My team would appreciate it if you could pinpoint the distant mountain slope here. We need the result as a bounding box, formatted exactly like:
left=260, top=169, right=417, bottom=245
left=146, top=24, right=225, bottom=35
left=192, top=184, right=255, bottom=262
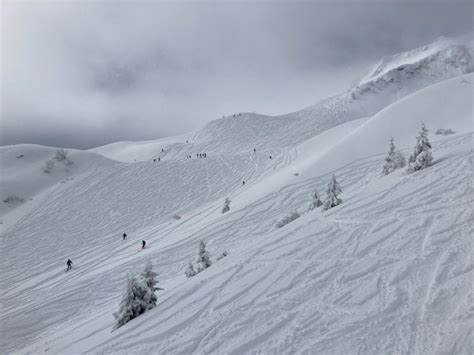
left=0, top=145, right=116, bottom=220
left=92, top=35, right=473, bottom=163
left=6, top=73, right=472, bottom=354
left=195, top=36, right=473, bottom=151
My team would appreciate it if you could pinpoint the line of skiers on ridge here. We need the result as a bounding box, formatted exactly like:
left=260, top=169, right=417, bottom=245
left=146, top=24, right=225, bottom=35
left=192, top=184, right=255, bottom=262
left=152, top=147, right=274, bottom=162
left=186, top=153, right=207, bottom=159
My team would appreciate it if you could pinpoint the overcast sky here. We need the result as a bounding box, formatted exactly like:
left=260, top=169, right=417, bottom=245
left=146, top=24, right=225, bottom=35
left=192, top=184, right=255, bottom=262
left=1, top=0, right=472, bottom=149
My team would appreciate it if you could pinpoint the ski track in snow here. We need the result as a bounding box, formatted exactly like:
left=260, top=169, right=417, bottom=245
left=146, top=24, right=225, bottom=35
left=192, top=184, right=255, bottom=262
left=1, top=130, right=472, bottom=354
left=1, top=60, right=473, bottom=353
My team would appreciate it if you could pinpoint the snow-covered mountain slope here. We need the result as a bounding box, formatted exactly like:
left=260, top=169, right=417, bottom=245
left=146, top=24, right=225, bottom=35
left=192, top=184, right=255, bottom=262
left=1, top=70, right=472, bottom=354
left=0, top=146, right=117, bottom=229
left=92, top=36, right=473, bottom=163
left=358, top=35, right=473, bottom=86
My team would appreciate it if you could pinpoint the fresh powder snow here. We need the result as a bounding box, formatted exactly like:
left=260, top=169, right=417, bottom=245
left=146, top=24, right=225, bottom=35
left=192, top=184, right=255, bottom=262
left=0, top=37, right=473, bottom=354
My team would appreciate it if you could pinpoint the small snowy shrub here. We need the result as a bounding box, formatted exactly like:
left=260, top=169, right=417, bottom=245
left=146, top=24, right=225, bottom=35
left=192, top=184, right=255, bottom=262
left=3, top=195, right=25, bottom=205
left=54, top=149, right=73, bottom=165
left=323, top=174, right=342, bottom=211
left=308, top=190, right=323, bottom=210
left=382, top=137, right=406, bottom=175
left=435, top=128, right=454, bottom=135
left=172, top=214, right=181, bottom=220
left=185, top=262, right=197, bottom=278
left=276, top=211, right=300, bottom=228
left=407, top=123, right=433, bottom=172
left=43, top=159, right=55, bottom=173
left=185, top=241, right=212, bottom=278
left=221, top=197, right=231, bottom=213
left=113, top=262, right=160, bottom=330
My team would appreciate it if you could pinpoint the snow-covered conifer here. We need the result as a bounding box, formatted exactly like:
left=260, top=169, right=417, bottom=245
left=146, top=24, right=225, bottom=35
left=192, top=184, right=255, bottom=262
left=221, top=197, right=231, bottom=213
left=382, top=137, right=406, bottom=175
left=185, top=262, right=196, bottom=278
left=185, top=241, right=212, bottom=278
left=113, top=263, right=160, bottom=330
left=407, top=123, right=433, bottom=172
left=308, top=190, right=322, bottom=210
left=140, top=262, right=159, bottom=303
left=195, top=241, right=212, bottom=272
left=323, top=174, right=342, bottom=211
left=113, top=277, right=150, bottom=329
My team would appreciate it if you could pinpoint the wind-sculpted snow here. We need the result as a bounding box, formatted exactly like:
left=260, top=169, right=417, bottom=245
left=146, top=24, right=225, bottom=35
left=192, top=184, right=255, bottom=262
left=1, top=50, right=473, bottom=354
left=93, top=36, right=473, bottom=163
left=4, top=131, right=471, bottom=354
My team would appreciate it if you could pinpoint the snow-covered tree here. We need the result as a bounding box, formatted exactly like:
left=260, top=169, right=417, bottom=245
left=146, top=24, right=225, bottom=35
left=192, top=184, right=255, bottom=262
left=323, top=174, right=342, bottom=211
left=382, top=137, right=406, bottom=175
left=195, top=241, right=212, bottom=272
left=185, top=241, right=212, bottom=278
left=308, top=189, right=323, bottom=210
left=221, top=197, right=231, bottom=213
left=407, top=123, right=433, bottom=172
left=185, top=262, right=197, bottom=278
left=140, top=262, right=161, bottom=299
left=113, top=277, right=149, bottom=330
left=113, top=263, right=160, bottom=330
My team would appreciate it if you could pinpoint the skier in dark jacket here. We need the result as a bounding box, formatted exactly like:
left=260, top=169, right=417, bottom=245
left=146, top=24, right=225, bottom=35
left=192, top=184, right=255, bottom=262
left=123, top=233, right=127, bottom=240
left=142, top=240, right=146, bottom=249
left=66, top=259, right=73, bottom=271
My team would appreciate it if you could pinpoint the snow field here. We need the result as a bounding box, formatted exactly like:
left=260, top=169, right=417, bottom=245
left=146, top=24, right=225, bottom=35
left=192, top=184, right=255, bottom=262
left=0, top=43, right=473, bottom=354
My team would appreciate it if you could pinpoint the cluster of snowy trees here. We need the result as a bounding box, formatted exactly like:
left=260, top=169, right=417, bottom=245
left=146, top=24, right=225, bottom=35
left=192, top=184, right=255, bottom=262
left=184, top=241, right=228, bottom=278
left=435, top=128, right=454, bottom=135
left=382, top=123, right=433, bottom=175
left=114, top=242, right=227, bottom=330
left=42, top=149, right=73, bottom=174
left=277, top=174, right=343, bottom=229
left=113, top=262, right=162, bottom=330
left=308, top=174, right=343, bottom=213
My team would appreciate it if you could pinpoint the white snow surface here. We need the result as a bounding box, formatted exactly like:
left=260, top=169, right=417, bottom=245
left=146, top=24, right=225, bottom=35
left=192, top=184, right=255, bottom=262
left=1, top=43, right=473, bottom=355
left=92, top=36, right=473, bottom=164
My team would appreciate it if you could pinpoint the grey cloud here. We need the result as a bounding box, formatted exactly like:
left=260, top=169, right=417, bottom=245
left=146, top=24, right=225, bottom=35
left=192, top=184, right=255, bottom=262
left=1, top=0, right=472, bottom=149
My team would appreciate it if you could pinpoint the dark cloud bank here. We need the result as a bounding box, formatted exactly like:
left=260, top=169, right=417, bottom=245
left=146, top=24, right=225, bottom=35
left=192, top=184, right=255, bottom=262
left=1, top=0, right=472, bottom=149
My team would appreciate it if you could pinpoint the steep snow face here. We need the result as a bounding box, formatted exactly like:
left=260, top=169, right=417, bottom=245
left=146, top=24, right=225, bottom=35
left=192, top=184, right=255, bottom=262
left=93, top=36, right=473, bottom=163
left=1, top=71, right=472, bottom=354
left=358, top=35, right=473, bottom=86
